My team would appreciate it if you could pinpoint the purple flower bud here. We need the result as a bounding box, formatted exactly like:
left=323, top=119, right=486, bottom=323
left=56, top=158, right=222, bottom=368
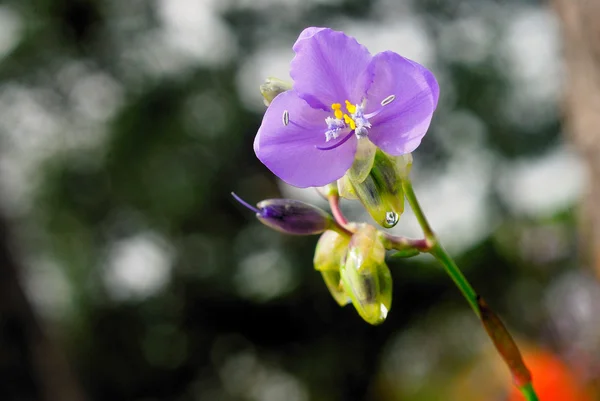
left=232, top=193, right=332, bottom=235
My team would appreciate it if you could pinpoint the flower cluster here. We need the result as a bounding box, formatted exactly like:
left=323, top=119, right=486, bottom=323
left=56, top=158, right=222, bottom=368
left=232, top=193, right=393, bottom=324
left=234, top=30, right=542, bottom=401
left=235, top=27, right=439, bottom=325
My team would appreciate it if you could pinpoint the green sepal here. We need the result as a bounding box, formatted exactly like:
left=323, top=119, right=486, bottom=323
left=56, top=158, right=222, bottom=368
left=347, top=137, right=376, bottom=184
left=337, top=174, right=358, bottom=200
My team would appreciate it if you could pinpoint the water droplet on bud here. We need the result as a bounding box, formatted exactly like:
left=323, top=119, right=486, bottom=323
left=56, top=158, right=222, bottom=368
left=384, top=212, right=399, bottom=227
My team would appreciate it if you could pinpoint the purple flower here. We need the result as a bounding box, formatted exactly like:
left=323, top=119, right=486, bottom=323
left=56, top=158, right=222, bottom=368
left=254, top=27, right=439, bottom=188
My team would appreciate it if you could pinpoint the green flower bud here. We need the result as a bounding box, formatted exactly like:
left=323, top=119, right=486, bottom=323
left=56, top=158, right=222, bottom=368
left=260, top=77, right=292, bottom=106
left=340, top=225, right=392, bottom=325
left=347, top=150, right=411, bottom=228
left=314, top=230, right=351, bottom=306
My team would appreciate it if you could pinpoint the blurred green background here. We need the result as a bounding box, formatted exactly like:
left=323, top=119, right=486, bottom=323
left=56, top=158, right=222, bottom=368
left=0, top=0, right=597, bottom=400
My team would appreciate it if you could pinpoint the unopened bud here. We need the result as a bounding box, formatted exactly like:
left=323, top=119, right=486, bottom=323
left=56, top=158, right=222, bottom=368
left=232, top=193, right=332, bottom=235
left=347, top=150, right=410, bottom=228
left=340, top=225, right=392, bottom=325
left=314, top=230, right=351, bottom=306
left=260, top=77, right=292, bottom=106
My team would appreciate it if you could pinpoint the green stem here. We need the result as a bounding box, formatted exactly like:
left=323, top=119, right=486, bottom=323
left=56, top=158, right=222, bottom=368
left=520, top=383, right=539, bottom=401
left=331, top=219, right=353, bottom=237
left=402, top=179, right=479, bottom=316
left=402, top=179, right=435, bottom=241
left=429, top=243, right=480, bottom=318
left=401, top=178, right=539, bottom=399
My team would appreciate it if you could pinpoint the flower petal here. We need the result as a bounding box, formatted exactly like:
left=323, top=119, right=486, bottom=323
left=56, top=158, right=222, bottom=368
left=366, top=51, right=439, bottom=155
left=291, top=28, right=373, bottom=111
left=254, top=91, right=357, bottom=188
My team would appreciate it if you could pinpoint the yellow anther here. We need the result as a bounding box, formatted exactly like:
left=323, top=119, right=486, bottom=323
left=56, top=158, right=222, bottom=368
left=342, top=114, right=357, bottom=130
left=331, top=103, right=341, bottom=110
left=334, top=109, right=343, bottom=119
left=345, top=100, right=356, bottom=114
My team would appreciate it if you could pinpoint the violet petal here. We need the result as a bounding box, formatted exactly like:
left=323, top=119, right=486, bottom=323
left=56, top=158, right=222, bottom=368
left=366, top=51, right=439, bottom=155
left=291, top=28, right=374, bottom=111
left=254, top=91, right=357, bottom=188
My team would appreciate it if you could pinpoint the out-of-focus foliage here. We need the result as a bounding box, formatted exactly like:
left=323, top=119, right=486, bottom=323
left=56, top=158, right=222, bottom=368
left=0, top=0, right=597, bottom=400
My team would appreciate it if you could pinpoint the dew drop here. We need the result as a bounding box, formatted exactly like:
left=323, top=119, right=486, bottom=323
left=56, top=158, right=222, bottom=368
left=384, top=211, right=399, bottom=227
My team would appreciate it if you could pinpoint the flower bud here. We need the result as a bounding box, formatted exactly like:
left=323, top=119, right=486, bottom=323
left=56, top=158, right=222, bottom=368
left=256, top=199, right=334, bottom=235
left=260, top=77, right=292, bottom=106
left=231, top=193, right=333, bottom=235
left=347, top=150, right=410, bottom=228
left=314, top=230, right=351, bottom=306
left=340, top=225, right=392, bottom=325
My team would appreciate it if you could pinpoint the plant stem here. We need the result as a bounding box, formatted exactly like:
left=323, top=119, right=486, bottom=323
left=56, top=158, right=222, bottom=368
left=328, top=193, right=348, bottom=226
left=401, top=179, right=435, bottom=241
left=401, top=179, right=479, bottom=315
left=331, top=219, right=353, bottom=237
left=429, top=242, right=480, bottom=317
left=520, top=383, right=539, bottom=401
left=381, top=234, right=431, bottom=253
left=401, top=178, right=539, bottom=399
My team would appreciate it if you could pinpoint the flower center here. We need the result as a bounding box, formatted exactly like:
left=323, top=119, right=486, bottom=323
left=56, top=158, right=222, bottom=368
left=324, top=100, right=371, bottom=142
left=281, top=94, right=397, bottom=152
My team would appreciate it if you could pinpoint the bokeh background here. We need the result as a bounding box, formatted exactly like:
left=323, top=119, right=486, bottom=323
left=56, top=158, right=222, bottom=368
left=1, top=0, right=599, bottom=400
